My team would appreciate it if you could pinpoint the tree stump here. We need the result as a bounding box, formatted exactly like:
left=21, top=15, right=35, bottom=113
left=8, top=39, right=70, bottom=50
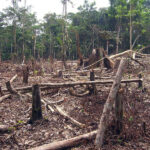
left=89, top=70, right=97, bottom=95
left=23, top=65, right=29, bottom=84
left=0, top=86, right=4, bottom=96
left=138, top=74, right=142, bottom=88
left=30, top=84, right=43, bottom=123
left=115, top=88, right=124, bottom=134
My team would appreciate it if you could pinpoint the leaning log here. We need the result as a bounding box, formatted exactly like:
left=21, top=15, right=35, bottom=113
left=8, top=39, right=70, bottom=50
left=95, top=58, right=126, bottom=148
left=28, top=130, right=97, bottom=150
left=110, top=50, right=133, bottom=59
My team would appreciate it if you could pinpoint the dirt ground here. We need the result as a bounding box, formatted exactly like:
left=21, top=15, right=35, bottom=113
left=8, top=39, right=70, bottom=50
left=0, top=57, right=150, bottom=150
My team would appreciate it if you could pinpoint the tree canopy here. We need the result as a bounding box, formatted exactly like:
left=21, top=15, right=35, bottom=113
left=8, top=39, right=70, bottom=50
left=0, top=0, right=150, bottom=61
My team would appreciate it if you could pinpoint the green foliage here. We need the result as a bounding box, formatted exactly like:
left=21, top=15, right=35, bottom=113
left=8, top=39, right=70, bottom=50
left=0, top=0, right=150, bottom=61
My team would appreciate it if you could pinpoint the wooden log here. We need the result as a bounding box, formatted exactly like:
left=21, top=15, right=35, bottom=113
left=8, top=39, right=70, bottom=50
left=40, top=79, right=142, bottom=88
left=0, top=94, right=11, bottom=103
left=2, top=78, right=143, bottom=94
left=115, top=88, right=124, bottom=134
left=28, top=130, right=97, bottom=150
left=95, top=58, right=126, bottom=148
left=110, top=50, right=133, bottom=59
left=29, top=84, right=43, bottom=123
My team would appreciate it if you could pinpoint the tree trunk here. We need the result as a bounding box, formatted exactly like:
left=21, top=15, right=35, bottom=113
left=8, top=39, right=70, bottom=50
left=130, top=1, right=132, bottom=50
left=30, top=84, right=43, bottom=123
left=116, top=25, right=120, bottom=54
left=23, top=65, right=29, bottom=84
left=115, top=88, right=124, bottom=134
left=13, top=20, right=17, bottom=54
left=75, top=32, right=83, bottom=66
left=95, top=58, right=126, bottom=148
left=106, top=40, right=109, bottom=55
left=33, top=31, right=36, bottom=58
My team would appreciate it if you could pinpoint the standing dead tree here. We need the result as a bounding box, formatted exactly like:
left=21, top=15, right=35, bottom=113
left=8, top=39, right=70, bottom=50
left=95, top=58, right=126, bottom=148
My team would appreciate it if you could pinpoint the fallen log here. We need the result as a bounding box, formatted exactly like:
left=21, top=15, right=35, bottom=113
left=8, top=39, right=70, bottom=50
left=28, top=130, right=97, bottom=150
left=2, top=78, right=143, bottom=94
left=40, top=79, right=142, bottom=88
left=110, top=50, right=133, bottom=59
left=95, top=58, right=126, bottom=148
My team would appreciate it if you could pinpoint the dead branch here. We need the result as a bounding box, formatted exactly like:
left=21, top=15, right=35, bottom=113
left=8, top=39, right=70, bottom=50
left=138, top=45, right=150, bottom=52
left=28, top=130, right=97, bottom=150
left=129, top=56, right=145, bottom=68
left=83, top=57, right=105, bottom=70
left=0, top=94, right=11, bottom=103
left=95, top=58, right=126, bottom=148
left=10, top=74, right=18, bottom=83
left=69, top=87, right=90, bottom=97
left=54, top=105, right=85, bottom=128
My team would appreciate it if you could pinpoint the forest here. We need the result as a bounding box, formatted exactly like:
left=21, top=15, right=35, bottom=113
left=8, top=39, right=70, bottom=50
left=0, top=0, right=150, bottom=150
left=0, top=0, right=150, bottom=61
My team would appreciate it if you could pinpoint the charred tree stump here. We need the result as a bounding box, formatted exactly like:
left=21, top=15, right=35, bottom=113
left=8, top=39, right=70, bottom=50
left=23, top=65, right=29, bottom=84
left=95, top=58, right=126, bottom=148
left=6, top=81, right=18, bottom=95
left=30, top=84, right=43, bottom=123
left=0, top=86, right=4, bottom=96
left=138, top=74, right=142, bottom=88
left=89, top=70, right=97, bottom=95
left=115, top=88, right=124, bottom=134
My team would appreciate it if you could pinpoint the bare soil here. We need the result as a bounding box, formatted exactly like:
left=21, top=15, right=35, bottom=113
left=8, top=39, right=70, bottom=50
left=0, top=58, right=150, bottom=150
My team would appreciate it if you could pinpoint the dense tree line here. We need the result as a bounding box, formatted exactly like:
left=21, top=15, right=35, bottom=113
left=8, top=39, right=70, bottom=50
left=0, top=0, right=150, bottom=62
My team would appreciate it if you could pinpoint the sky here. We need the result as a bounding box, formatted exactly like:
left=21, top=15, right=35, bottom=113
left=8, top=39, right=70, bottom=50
left=0, top=0, right=110, bottom=20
